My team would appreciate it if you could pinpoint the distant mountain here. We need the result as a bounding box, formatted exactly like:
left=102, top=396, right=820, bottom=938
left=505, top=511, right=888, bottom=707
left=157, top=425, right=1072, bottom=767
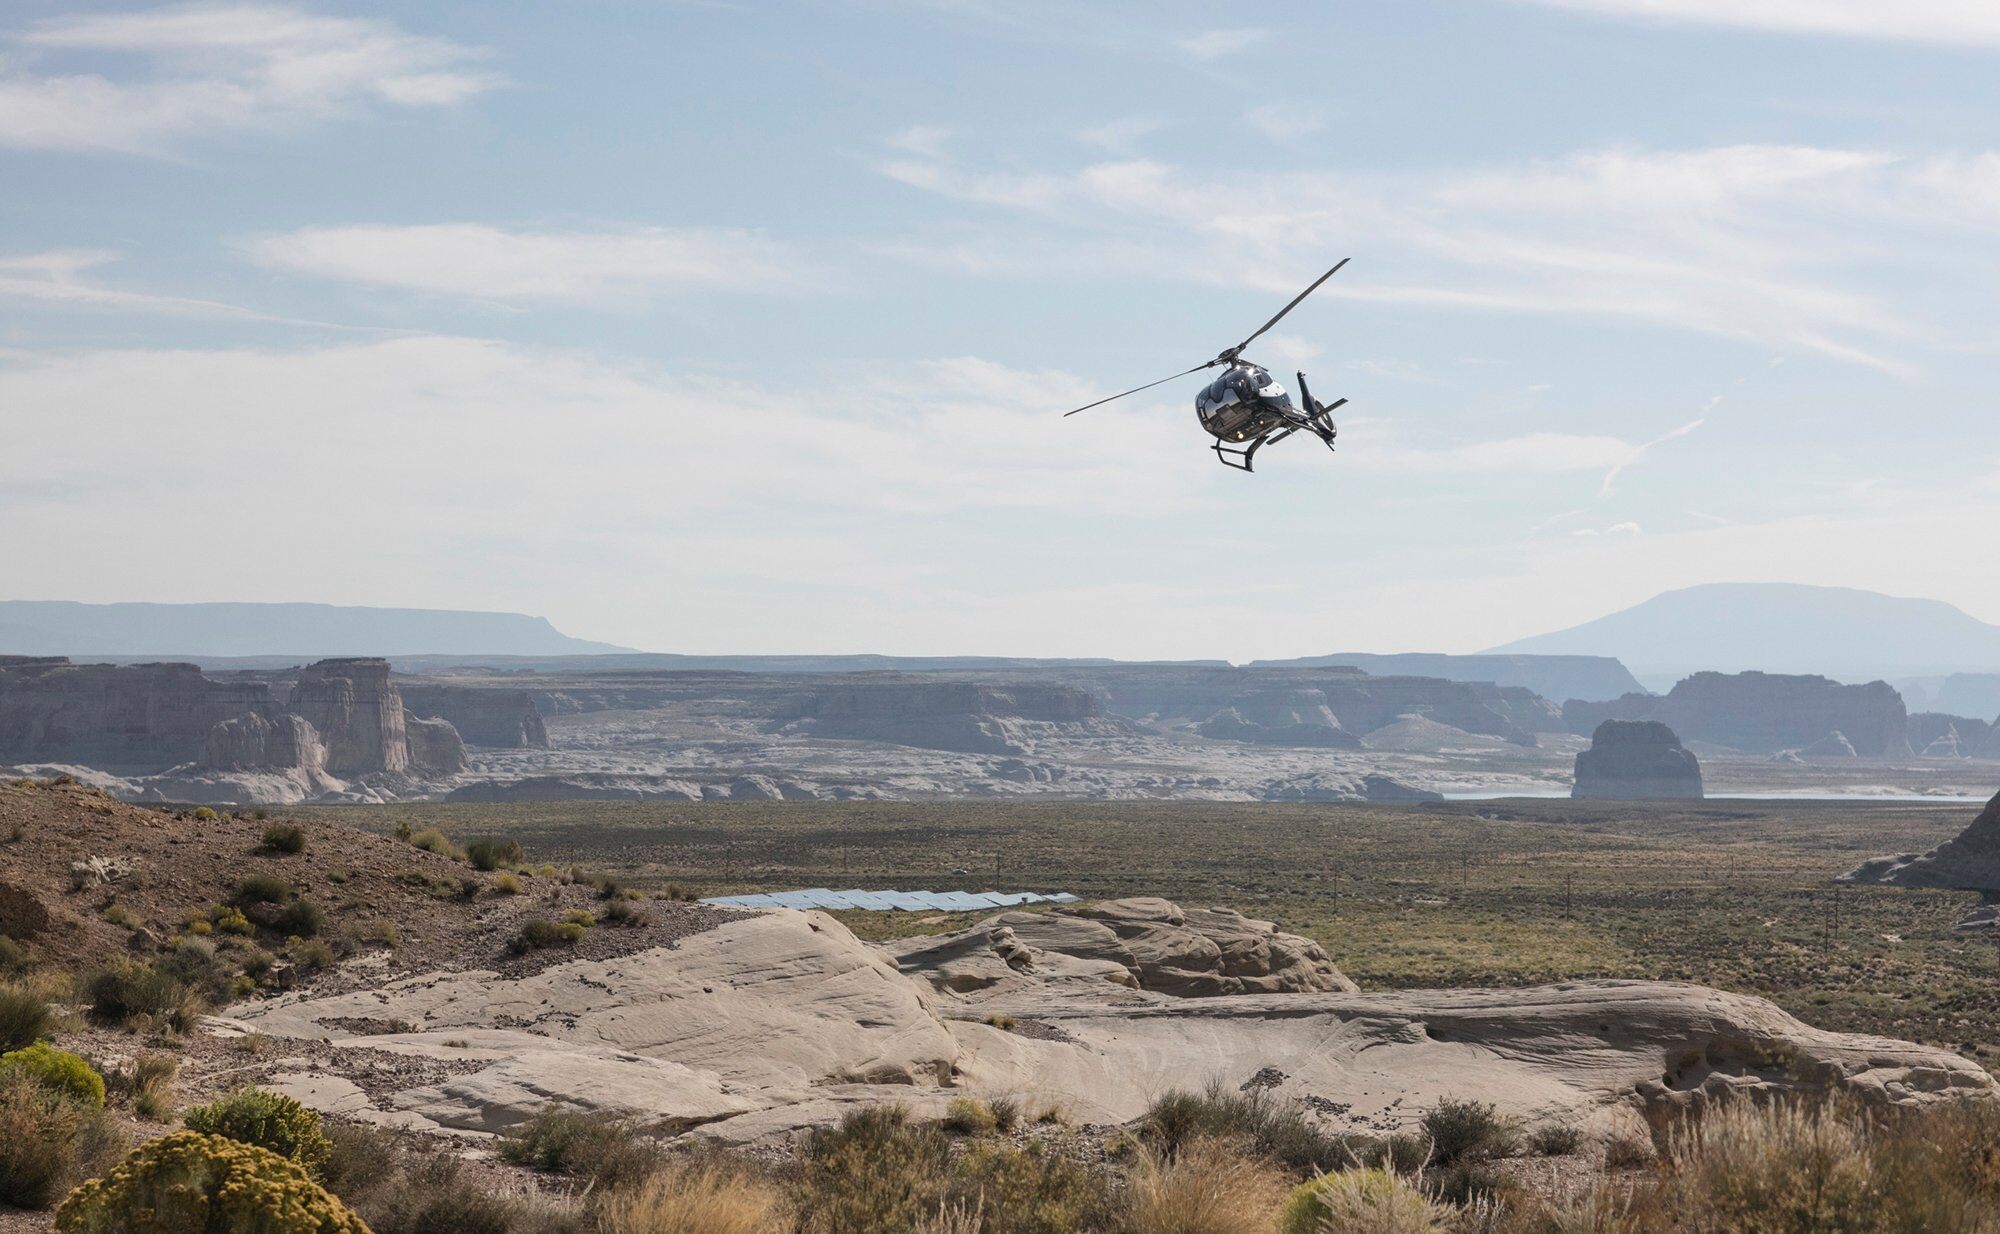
left=1487, top=583, right=2000, bottom=687
left=1246, top=652, right=1642, bottom=703
left=0, top=601, right=632, bottom=659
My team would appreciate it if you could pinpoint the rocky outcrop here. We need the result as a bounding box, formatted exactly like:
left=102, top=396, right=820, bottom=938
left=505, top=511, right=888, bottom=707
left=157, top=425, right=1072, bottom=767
left=200, top=712, right=326, bottom=775
left=784, top=679, right=1125, bottom=755
left=891, top=896, right=1358, bottom=998
left=1909, top=713, right=1993, bottom=760
left=1255, top=772, right=1443, bottom=803
left=224, top=903, right=1997, bottom=1147
left=1572, top=720, right=1703, bottom=800
left=398, top=685, right=549, bottom=749
left=1843, top=788, right=2000, bottom=892
left=1799, top=731, right=1859, bottom=759
left=1246, top=653, right=1645, bottom=704
left=289, top=658, right=410, bottom=775
left=404, top=713, right=468, bottom=777
left=1564, top=672, right=1911, bottom=757
left=1195, top=688, right=1362, bottom=748
left=1081, top=666, right=1546, bottom=744
left=0, top=657, right=277, bottom=771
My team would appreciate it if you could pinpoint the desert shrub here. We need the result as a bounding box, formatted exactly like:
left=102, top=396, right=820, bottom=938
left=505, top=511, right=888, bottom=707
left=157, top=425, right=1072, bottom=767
left=1144, top=1082, right=1346, bottom=1173
left=1124, top=1135, right=1285, bottom=1234
left=115, top=1050, right=180, bottom=1119
left=1529, top=1123, right=1583, bottom=1157
left=356, top=1150, right=511, bottom=1234
left=192, top=805, right=218, bottom=822
left=183, top=1086, right=333, bottom=1177
left=947, top=1141, right=1111, bottom=1234
left=599, top=1162, right=792, bottom=1234
left=85, top=958, right=208, bottom=1031
left=498, top=1105, right=662, bottom=1190
left=1, top=1042, right=106, bottom=1108
left=1421, top=1097, right=1515, bottom=1167
left=561, top=908, right=595, bottom=928
left=509, top=917, right=585, bottom=954
left=0, top=983, right=50, bottom=1050
left=319, top=1121, right=402, bottom=1198
left=261, top=824, right=307, bottom=854
left=989, top=1095, right=1022, bottom=1132
left=942, top=1096, right=998, bottom=1135
left=279, top=897, right=326, bottom=937
left=1428, top=1159, right=1509, bottom=1208
left=357, top=918, right=400, bottom=948
left=466, top=838, right=523, bottom=871
left=603, top=897, right=649, bottom=926
left=0, top=935, right=28, bottom=972
left=102, top=903, right=134, bottom=927
left=1280, top=1168, right=1446, bottom=1234
left=408, top=827, right=460, bottom=858
left=1664, top=1099, right=1878, bottom=1233
left=493, top=872, right=523, bottom=895
left=0, top=1071, right=124, bottom=1210
left=54, top=1129, right=366, bottom=1233
left=233, top=873, right=293, bottom=906
left=802, top=1103, right=952, bottom=1234
left=984, top=1014, right=1018, bottom=1031
left=290, top=938, right=338, bottom=973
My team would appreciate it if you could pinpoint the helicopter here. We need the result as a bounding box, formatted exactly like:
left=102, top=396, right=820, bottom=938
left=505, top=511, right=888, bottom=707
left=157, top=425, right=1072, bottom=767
left=1063, top=258, right=1351, bottom=472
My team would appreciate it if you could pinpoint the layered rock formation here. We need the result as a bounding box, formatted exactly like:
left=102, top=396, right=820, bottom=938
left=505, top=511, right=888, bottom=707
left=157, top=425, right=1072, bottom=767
left=223, top=900, right=1996, bottom=1147
left=1909, top=713, right=1994, bottom=760
left=399, top=685, right=549, bottom=749
left=1564, top=672, right=1911, bottom=757
left=1572, top=720, right=1703, bottom=800
left=0, top=656, right=277, bottom=771
left=1195, top=688, right=1363, bottom=748
left=290, top=658, right=411, bottom=775
left=783, top=679, right=1125, bottom=755
left=1843, top=788, right=2000, bottom=892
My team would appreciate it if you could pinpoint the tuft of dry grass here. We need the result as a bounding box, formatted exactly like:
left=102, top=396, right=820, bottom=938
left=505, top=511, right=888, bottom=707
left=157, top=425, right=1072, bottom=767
left=598, top=1163, right=792, bottom=1234
left=1123, top=1135, right=1286, bottom=1234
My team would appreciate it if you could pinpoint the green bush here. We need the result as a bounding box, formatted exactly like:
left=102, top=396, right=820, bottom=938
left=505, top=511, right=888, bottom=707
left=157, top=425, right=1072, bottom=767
left=408, top=827, right=459, bottom=858
left=54, top=1130, right=367, bottom=1234
left=278, top=898, right=325, bottom=938
left=1529, top=1122, right=1583, bottom=1156
left=942, top=1096, right=999, bottom=1135
left=497, top=1104, right=661, bottom=1191
left=233, top=873, right=292, bottom=906
left=465, top=838, right=523, bottom=871
left=1144, top=1082, right=1346, bottom=1173
left=949, top=1141, right=1111, bottom=1234
left=802, top=1104, right=952, bottom=1234
left=508, top=917, right=584, bottom=954
left=85, top=958, right=209, bottom=1031
left=1420, top=1097, right=1515, bottom=1167
left=1280, top=1168, right=1444, bottom=1234
left=192, top=806, right=218, bottom=822
left=2, top=1043, right=106, bottom=1109
left=183, top=1086, right=332, bottom=1178
left=261, top=824, right=307, bottom=854
left=0, top=983, right=50, bottom=1050
left=0, top=1071, right=124, bottom=1210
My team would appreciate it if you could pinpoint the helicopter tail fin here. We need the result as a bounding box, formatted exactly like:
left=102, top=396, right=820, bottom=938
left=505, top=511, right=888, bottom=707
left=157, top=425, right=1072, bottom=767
left=1296, top=371, right=1343, bottom=448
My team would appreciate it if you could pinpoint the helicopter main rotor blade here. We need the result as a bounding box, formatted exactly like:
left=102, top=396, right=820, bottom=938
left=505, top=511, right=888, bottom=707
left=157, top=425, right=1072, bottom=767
left=1224, top=257, right=1351, bottom=359
left=1061, top=361, right=1215, bottom=417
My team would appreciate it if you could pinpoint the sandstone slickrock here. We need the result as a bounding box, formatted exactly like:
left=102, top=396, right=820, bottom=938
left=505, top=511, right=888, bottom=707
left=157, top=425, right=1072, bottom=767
left=0, top=656, right=277, bottom=771
left=1572, top=720, right=1703, bottom=800
left=1843, top=788, right=2000, bottom=892
left=1564, top=672, right=1912, bottom=757
left=221, top=901, right=1997, bottom=1148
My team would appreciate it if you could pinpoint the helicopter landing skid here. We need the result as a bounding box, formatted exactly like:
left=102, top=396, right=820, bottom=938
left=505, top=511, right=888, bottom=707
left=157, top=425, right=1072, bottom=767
left=1212, top=427, right=1296, bottom=472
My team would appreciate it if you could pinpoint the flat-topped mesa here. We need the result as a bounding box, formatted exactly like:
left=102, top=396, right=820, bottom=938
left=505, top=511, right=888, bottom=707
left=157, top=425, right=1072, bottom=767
left=289, top=657, right=410, bottom=775
left=1573, top=720, right=1703, bottom=800
left=1564, top=671, right=1911, bottom=756
left=1844, top=788, right=2000, bottom=892
left=0, top=656, right=278, bottom=772
left=1085, top=666, right=1548, bottom=745
left=783, top=678, right=1119, bottom=755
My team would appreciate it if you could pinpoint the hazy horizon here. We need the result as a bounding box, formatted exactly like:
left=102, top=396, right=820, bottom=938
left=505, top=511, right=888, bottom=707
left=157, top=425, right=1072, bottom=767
left=7, top=1, right=1999, bottom=660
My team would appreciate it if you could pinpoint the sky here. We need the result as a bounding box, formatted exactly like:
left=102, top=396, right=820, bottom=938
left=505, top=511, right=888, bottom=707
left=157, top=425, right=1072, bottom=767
left=3, top=0, right=1999, bottom=660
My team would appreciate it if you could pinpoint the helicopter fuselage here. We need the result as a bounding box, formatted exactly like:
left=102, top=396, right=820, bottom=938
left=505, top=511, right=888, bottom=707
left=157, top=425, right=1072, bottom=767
left=1195, top=363, right=1296, bottom=444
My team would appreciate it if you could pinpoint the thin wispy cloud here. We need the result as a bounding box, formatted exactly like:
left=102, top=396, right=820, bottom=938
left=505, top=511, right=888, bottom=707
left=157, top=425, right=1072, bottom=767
left=1245, top=103, right=1324, bottom=142
left=872, top=141, right=1988, bottom=373
left=1174, top=28, right=1266, bottom=59
left=1598, top=417, right=1704, bottom=495
left=1514, top=0, right=2000, bottom=48
left=241, top=224, right=814, bottom=304
left=0, top=249, right=349, bottom=326
left=0, top=3, right=498, bottom=154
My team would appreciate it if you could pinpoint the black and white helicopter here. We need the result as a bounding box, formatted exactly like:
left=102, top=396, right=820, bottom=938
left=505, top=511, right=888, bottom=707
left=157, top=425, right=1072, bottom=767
left=1063, top=259, right=1350, bottom=472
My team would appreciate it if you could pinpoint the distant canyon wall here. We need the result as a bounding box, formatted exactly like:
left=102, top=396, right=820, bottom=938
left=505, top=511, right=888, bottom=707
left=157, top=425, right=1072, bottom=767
left=1563, top=671, right=1911, bottom=756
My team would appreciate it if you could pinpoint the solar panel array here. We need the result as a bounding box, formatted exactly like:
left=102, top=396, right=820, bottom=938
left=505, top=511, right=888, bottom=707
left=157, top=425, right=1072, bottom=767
left=699, top=888, right=1081, bottom=912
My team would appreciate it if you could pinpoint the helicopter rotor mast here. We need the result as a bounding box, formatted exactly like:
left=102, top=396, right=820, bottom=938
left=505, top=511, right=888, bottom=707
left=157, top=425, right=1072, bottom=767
left=1059, top=258, right=1351, bottom=417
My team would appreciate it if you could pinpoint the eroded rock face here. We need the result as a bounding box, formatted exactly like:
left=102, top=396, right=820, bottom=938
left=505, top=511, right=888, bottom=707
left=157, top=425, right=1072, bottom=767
left=1195, top=689, right=1362, bottom=749
left=290, top=658, right=409, bottom=775
left=398, top=685, right=549, bottom=749
left=1910, top=713, right=1992, bottom=761
left=1573, top=720, right=1703, bottom=800
left=200, top=712, right=326, bottom=774
left=1565, top=672, right=1911, bottom=757
left=1843, top=788, right=2000, bottom=892
left=0, top=657, right=277, bottom=771
left=784, top=680, right=1126, bottom=755
left=891, top=896, right=1359, bottom=998
left=404, top=713, right=468, bottom=777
